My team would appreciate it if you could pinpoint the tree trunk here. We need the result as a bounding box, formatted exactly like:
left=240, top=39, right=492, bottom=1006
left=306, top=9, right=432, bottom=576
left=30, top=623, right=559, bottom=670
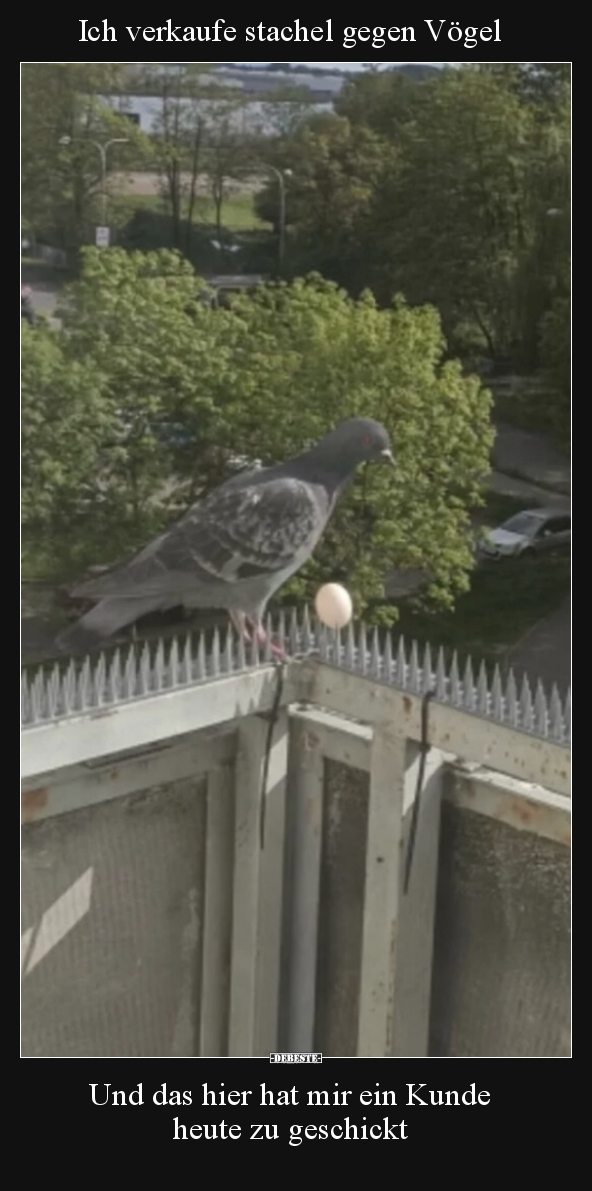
left=185, top=119, right=203, bottom=257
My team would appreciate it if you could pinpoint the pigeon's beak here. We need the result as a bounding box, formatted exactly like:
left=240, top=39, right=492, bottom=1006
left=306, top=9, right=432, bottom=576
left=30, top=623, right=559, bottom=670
left=378, top=448, right=395, bottom=466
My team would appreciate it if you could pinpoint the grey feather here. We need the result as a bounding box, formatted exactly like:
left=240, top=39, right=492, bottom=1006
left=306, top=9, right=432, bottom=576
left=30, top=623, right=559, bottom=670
left=55, top=417, right=393, bottom=654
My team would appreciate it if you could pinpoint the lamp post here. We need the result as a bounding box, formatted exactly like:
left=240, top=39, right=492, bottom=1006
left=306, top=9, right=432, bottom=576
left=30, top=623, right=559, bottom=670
left=59, top=135, right=129, bottom=237
left=263, top=165, right=292, bottom=266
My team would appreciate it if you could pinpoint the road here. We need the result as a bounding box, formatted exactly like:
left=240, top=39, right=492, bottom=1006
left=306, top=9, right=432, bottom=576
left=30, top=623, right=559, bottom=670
left=22, top=267, right=61, bottom=328
left=507, top=597, right=571, bottom=698
left=493, top=422, right=570, bottom=493
left=489, top=470, right=569, bottom=509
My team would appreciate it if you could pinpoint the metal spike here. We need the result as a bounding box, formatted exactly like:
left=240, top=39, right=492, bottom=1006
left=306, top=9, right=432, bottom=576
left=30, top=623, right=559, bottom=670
left=31, top=669, right=43, bottom=721
left=30, top=669, right=43, bottom=721
left=370, top=628, right=381, bottom=679
left=45, top=664, right=59, bottom=718
left=224, top=626, right=233, bottom=674
left=449, top=653, right=460, bottom=706
left=462, top=657, right=475, bottom=711
left=435, top=647, right=447, bottom=700
left=263, top=617, right=273, bottom=664
left=358, top=623, right=367, bottom=674
left=21, top=673, right=30, bottom=724
left=383, top=632, right=393, bottom=683
left=92, top=653, right=106, bottom=705
left=28, top=670, right=39, bottom=723
left=41, top=668, right=52, bottom=719
left=332, top=626, right=342, bottom=667
left=477, top=662, right=489, bottom=716
left=289, top=607, right=298, bottom=656
left=111, top=647, right=123, bottom=700
left=196, top=633, right=206, bottom=679
left=396, top=636, right=407, bottom=689
left=169, top=637, right=179, bottom=686
left=302, top=605, right=312, bottom=654
left=211, top=627, right=221, bottom=676
left=505, top=669, right=518, bottom=727
left=105, top=650, right=118, bottom=703
left=345, top=620, right=355, bottom=669
left=181, top=635, right=192, bottom=685
left=535, top=680, right=548, bottom=736
left=123, top=645, right=135, bottom=700
left=250, top=628, right=260, bottom=667
left=422, top=642, right=433, bottom=693
left=491, top=665, right=503, bottom=720
left=409, top=641, right=419, bottom=694
left=564, top=689, right=571, bottom=744
left=237, top=627, right=246, bottom=671
left=153, top=638, right=165, bottom=689
left=138, top=642, right=151, bottom=695
left=62, top=660, right=76, bottom=715
left=519, top=674, right=534, bottom=732
left=277, top=609, right=286, bottom=654
left=79, top=656, right=91, bottom=709
left=550, top=684, right=563, bottom=740
left=318, top=622, right=329, bottom=661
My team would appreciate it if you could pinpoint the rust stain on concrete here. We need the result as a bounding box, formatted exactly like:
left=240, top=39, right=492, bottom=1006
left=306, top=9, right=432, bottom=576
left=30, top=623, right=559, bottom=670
left=21, top=787, right=48, bottom=820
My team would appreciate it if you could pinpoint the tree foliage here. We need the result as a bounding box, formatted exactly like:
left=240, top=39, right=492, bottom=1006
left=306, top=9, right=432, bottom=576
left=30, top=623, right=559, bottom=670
left=21, top=63, right=143, bottom=251
left=254, top=114, right=390, bottom=287
left=278, top=65, right=570, bottom=382
left=539, top=293, right=570, bottom=446
left=21, top=322, right=115, bottom=569
left=22, top=250, right=493, bottom=618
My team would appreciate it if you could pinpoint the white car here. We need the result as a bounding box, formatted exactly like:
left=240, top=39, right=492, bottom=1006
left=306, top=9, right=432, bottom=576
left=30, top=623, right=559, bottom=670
left=480, top=508, right=571, bottom=560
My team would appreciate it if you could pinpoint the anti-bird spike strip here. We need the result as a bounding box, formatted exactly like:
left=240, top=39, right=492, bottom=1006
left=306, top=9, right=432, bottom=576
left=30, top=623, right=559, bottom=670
left=21, top=607, right=571, bottom=747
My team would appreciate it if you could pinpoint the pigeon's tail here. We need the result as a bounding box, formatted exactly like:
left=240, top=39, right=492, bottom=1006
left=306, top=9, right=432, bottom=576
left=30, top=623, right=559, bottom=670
left=55, top=597, right=157, bottom=656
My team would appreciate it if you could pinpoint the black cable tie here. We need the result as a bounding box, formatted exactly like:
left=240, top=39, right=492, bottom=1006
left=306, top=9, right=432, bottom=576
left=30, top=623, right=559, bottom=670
left=404, top=688, right=435, bottom=895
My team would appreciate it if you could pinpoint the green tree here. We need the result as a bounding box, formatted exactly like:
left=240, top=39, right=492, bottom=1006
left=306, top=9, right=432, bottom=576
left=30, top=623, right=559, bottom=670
left=254, top=115, right=390, bottom=286
left=61, top=248, right=236, bottom=523
left=22, top=249, right=235, bottom=572
left=142, top=64, right=236, bottom=254
left=219, top=276, right=494, bottom=619
left=361, top=67, right=570, bottom=370
left=361, top=69, right=537, bottom=356
left=22, top=252, right=493, bottom=617
left=287, top=65, right=569, bottom=385
left=539, top=293, right=570, bottom=446
left=21, top=323, right=114, bottom=571
left=336, top=67, right=432, bottom=139
left=21, top=63, right=141, bottom=251
left=257, top=82, right=316, bottom=139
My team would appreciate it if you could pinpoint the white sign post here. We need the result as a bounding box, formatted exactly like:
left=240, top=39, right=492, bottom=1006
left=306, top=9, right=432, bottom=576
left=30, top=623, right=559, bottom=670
left=95, top=226, right=110, bottom=248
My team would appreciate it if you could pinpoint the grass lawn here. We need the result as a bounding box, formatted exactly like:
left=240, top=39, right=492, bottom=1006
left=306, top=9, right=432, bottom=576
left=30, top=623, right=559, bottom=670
left=116, top=191, right=269, bottom=233
left=392, top=550, right=570, bottom=671
left=478, top=490, right=540, bottom=527
left=21, top=258, right=74, bottom=287
left=381, top=487, right=569, bottom=671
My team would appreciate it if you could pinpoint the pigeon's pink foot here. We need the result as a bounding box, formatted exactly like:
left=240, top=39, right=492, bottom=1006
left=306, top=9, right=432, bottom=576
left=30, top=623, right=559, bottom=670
left=229, top=613, right=290, bottom=662
left=270, top=641, right=291, bottom=662
left=249, top=619, right=291, bottom=662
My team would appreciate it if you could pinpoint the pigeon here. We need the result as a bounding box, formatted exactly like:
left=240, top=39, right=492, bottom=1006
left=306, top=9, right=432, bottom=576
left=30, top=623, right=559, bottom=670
left=55, top=417, right=394, bottom=657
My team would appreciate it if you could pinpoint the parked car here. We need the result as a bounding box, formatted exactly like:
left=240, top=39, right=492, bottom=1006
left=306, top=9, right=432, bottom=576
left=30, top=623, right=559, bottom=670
left=479, top=508, right=571, bottom=560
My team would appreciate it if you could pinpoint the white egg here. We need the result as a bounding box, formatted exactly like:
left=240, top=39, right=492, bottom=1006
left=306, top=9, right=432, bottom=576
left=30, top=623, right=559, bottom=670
left=314, top=583, right=353, bottom=629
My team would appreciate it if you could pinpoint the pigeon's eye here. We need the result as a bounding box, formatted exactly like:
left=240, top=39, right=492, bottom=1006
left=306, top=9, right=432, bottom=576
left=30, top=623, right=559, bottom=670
left=363, top=435, right=372, bottom=446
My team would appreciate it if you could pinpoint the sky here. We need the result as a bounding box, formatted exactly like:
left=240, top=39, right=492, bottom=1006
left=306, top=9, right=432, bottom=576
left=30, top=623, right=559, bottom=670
left=238, top=62, right=445, bottom=71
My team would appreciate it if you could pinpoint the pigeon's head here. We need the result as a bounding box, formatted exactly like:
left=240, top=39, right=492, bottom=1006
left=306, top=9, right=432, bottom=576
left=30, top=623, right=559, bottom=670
left=317, top=418, right=394, bottom=471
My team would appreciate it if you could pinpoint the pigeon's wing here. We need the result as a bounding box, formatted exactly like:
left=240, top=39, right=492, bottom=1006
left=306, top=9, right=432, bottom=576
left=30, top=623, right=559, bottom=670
left=72, top=477, right=328, bottom=601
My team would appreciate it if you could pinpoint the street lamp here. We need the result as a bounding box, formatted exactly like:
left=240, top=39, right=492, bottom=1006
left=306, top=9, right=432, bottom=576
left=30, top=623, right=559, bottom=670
left=262, top=165, right=292, bottom=266
left=59, top=134, right=129, bottom=233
